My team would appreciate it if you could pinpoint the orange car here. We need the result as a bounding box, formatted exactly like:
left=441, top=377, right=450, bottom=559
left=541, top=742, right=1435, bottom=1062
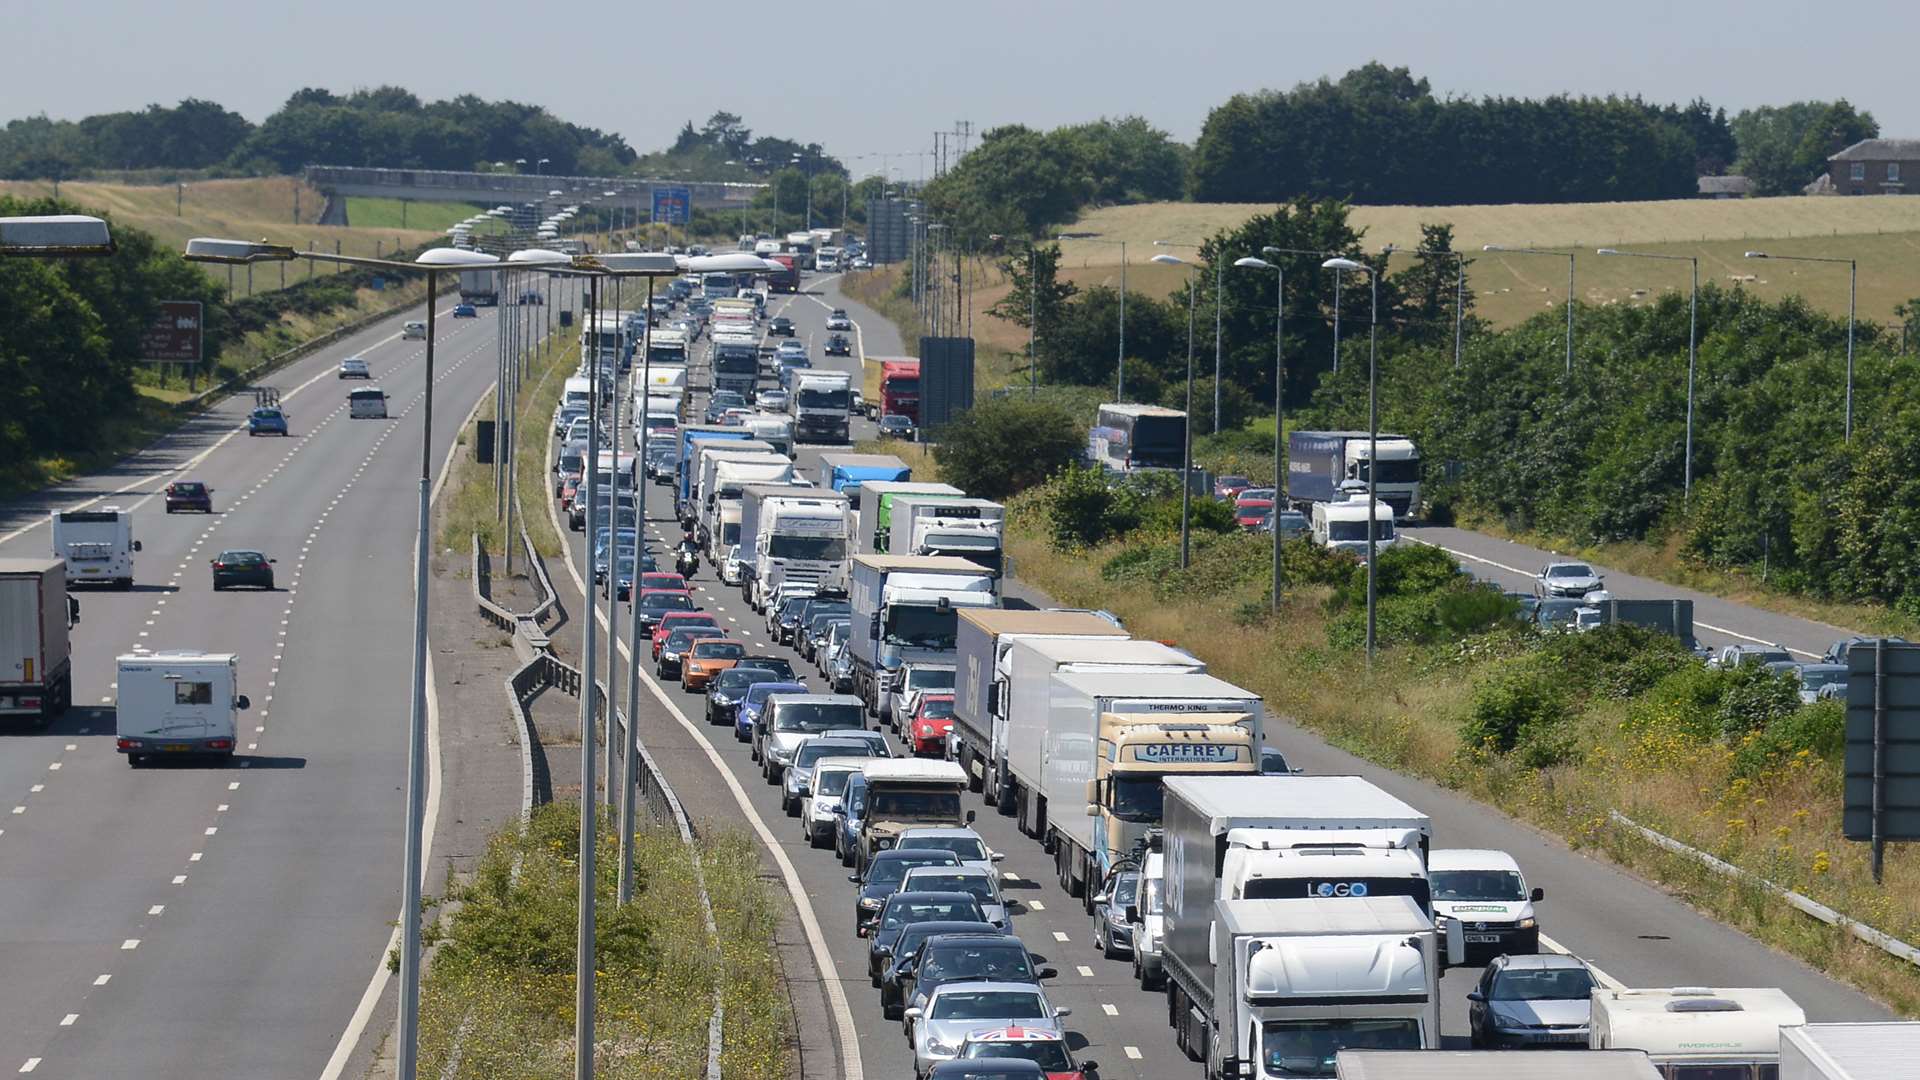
left=681, top=637, right=749, bottom=693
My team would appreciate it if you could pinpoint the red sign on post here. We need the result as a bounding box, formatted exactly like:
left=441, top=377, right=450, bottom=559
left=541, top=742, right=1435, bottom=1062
left=140, top=300, right=203, bottom=363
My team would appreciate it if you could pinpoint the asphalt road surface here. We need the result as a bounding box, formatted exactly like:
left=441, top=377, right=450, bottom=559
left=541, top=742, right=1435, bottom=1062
left=0, top=295, right=541, bottom=1079
left=552, top=270, right=1889, bottom=1080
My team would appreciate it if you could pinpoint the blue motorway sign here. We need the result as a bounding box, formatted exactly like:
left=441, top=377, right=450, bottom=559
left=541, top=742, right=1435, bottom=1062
left=652, top=186, right=691, bottom=226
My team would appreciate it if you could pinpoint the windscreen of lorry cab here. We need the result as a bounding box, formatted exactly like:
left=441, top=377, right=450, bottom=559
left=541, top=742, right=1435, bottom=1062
left=870, top=786, right=961, bottom=821
left=772, top=703, right=864, bottom=733
left=768, top=534, right=847, bottom=561
left=1357, top=458, right=1421, bottom=484
left=1326, top=519, right=1396, bottom=543
left=797, top=386, right=851, bottom=411
left=1262, top=1019, right=1422, bottom=1078
left=884, top=605, right=960, bottom=650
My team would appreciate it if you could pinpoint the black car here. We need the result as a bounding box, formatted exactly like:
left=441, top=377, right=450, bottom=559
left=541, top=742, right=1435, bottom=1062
left=867, top=892, right=991, bottom=983
left=704, top=390, right=748, bottom=425
left=825, top=333, right=852, bottom=356
left=656, top=626, right=715, bottom=679
left=739, top=655, right=797, bottom=681
left=164, top=481, right=213, bottom=513
left=769, top=316, right=796, bottom=336
left=898, top=933, right=1049, bottom=1026
left=926, top=1061, right=1045, bottom=1080
left=877, top=921, right=1002, bottom=1019
left=210, top=550, right=275, bottom=590
left=851, top=849, right=962, bottom=936
left=706, top=666, right=785, bottom=727
left=772, top=596, right=811, bottom=644
left=796, top=598, right=851, bottom=657
left=634, top=590, right=696, bottom=635
left=878, top=414, right=916, bottom=440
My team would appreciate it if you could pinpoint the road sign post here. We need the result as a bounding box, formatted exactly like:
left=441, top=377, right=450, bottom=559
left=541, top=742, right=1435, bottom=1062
left=1843, top=640, right=1920, bottom=881
left=652, top=186, right=691, bottom=244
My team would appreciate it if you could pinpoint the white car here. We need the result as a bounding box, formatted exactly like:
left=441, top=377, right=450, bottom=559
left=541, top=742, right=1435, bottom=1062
left=826, top=311, right=853, bottom=331
left=801, top=756, right=870, bottom=848
left=719, top=544, right=744, bottom=585
left=890, top=663, right=956, bottom=732
left=1534, top=560, right=1603, bottom=598
left=402, top=320, right=427, bottom=340
left=337, top=356, right=371, bottom=379
left=894, top=826, right=1002, bottom=878
left=907, top=981, right=1065, bottom=1078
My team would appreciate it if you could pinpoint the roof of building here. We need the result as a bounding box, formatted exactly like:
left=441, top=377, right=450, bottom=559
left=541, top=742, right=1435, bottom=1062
left=1829, top=138, right=1920, bottom=162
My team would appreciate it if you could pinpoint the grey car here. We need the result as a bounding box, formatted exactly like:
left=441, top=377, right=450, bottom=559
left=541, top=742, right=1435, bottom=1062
left=1090, top=869, right=1140, bottom=958
left=902, top=865, right=1011, bottom=930
left=1534, top=561, right=1603, bottom=598
left=1772, top=661, right=1848, bottom=704
left=907, top=981, right=1066, bottom=1079
left=1467, top=953, right=1599, bottom=1049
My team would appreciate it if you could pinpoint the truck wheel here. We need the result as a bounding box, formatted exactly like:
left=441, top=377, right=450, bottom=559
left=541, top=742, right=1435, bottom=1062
left=51, top=673, right=71, bottom=717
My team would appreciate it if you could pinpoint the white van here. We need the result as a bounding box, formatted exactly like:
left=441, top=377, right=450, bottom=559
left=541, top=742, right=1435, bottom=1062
left=50, top=507, right=141, bottom=589
left=115, top=651, right=250, bottom=764
left=349, top=387, right=389, bottom=419
left=562, top=375, right=594, bottom=412
left=403, top=320, right=427, bottom=340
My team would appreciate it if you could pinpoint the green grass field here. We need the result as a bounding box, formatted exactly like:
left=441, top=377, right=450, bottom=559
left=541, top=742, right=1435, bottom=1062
left=343, top=196, right=486, bottom=233
left=1056, top=196, right=1920, bottom=328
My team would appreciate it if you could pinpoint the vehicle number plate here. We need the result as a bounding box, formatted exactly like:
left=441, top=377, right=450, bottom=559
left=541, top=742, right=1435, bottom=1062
left=1465, top=933, right=1500, bottom=943
left=162, top=743, right=191, bottom=752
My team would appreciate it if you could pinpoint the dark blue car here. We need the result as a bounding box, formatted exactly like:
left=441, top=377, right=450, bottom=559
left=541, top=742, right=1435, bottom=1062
left=452, top=303, right=477, bottom=318
left=736, top=680, right=807, bottom=744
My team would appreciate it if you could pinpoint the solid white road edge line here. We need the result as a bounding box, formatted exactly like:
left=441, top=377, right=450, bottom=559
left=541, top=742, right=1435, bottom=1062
left=1402, top=534, right=1820, bottom=659
left=0, top=300, right=466, bottom=547
left=1537, top=932, right=1624, bottom=990
left=542, top=436, right=866, bottom=1080
left=315, top=376, right=486, bottom=1080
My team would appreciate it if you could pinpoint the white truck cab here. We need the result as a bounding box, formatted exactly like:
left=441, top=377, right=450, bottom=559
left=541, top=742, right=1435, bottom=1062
left=51, top=507, right=141, bottom=589
left=1590, top=986, right=1805, bottom=1079
left=115, top=650, right=250, bottom=764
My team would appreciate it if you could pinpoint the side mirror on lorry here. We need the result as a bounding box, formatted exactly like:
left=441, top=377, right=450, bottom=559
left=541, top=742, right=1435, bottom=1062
left=235, top=695, right=251, bottom=710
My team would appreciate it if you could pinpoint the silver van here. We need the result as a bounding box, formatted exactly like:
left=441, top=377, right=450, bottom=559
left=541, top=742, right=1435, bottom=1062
left=349, top=387, right=389, bottom=419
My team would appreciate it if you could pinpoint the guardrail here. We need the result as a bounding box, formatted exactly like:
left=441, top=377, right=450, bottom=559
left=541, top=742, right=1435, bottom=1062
left=473, top=536, right=515, bottom=631
left=520, top=523, right=557, bottom=626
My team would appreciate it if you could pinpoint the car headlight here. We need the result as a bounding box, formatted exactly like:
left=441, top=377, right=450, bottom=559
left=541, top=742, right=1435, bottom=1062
left=769, top=747, right=792, bottom=764
left=1518, top=916, right=1537, bottom=929
left=927, top=1040, right=956, bottom=1056
left=711, top=693, right=734, bottom=705
left=859, top=897, right=882, bottom=910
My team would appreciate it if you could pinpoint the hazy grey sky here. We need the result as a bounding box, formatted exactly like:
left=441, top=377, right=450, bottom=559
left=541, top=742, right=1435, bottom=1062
left=10, top=0, right=1918, bottom=178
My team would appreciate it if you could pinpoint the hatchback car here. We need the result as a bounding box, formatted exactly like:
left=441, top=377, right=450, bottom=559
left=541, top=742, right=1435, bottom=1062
left=902, top=865, right=1009, bottom=930
left=908, top=982, right=1066, bottom=1079
left=706, top=666, right=786, bottom=727
left=682, top=638, right=748, bottom=693
left=851, top=849, right=964, bottom=936
left=452, top=302, right=477, bottom=318
left=877, top=920, right=1003, bottom=1020
left=164, top=481, right=213, bottom=513
left=402, top=320, right=428, bottom=340
left=210, top=550, right=275, bottom=590
left=736, top=680, right=808, bottom=744
left=896, top=827, right=1002, bottom=877
left=248, top=407, right=289, bottom=436
left=1534, top=560, right=1604, bottom=598
left=337, top=356, right=370, bottom=379
left=955, top=1027, right=1093, bottom=1079
left=878, top=414, right=916, bottom=440
left=769, top=316, right=796, bottom=336
left=826, top=309, right=853, bottom=330
left=656, top=626, right=721, bottom=680
left=653, top=611, right=720, bottom=660
left=635, top=589, right=696, bottom=636
left=1090, top=869, right=1139, bottom=958
left=867, top=892, right=991, bottom=985
left=900, top=934, right=1047, bottom=1029
left=826, top=333, right=853, bottom=356
left=758, top=388, right=790, bottom=411
left=1467, top=953, right=1598, bottom=1049
left=908, top=694, right=957, bottom=758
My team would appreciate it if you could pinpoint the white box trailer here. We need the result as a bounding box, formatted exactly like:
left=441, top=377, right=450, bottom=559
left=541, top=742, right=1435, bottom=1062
left=1780, top=1022, right=1920, bottom=1080
left=1336, top=1050, right=1661, bottom=1079
left=856, top=481, right=963, bottom=555
left=0, top=558, right=74, bottom=720
left=51, top=507, right=141, bottom=589
left=115, top=651, right=251, bottom=764
left=1591, top=987, right=1805, bottom=1076
left=951, top=609, right=1129, bottom=801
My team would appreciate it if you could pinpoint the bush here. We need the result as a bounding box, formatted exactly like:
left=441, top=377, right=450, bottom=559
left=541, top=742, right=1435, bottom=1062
left=1329, top=542, right=1461, bottom=612
left=1732, top=699, right=1845, bottom=778
left=1626, top=664, right=1735, bottom=742
left=1462, top=666, right=1569, bottom=754
left=932, top=396, right=1084, bottom=500
left=1435, top=583, right=1519, bottom=637
left=1043, top=465, right=1138, bottom=550
left=1714, top=663, right=1805, bottom=739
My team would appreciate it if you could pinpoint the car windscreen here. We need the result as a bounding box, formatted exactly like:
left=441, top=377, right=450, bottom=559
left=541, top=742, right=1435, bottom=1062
left=963, top=1041, right=1071, bottom=1070
left=920, top=943, right=1033, bottom=986
left=794, top=741, right=877, bottom=770
left=1430, top=869, right=1526, bottom=901
left=815, top=770, right=853, bottom=796
left=931, top=991, right=1046, bottom=1021
left=919, top=698, right=955, bottom=720
left=899, top=835, right=985, bottom=861
left=1547, top=564, right=1593, bottom=577
left=882, top=897, right=982, bottom=929
left=908, top=873, right=996, bottom=902
left=1490, top=967, right=1596, bottom=1001
left=772, top=703, right=862, bottom=733
left=715, top=668, right=776, bottom=691
left=692, top=641, right=747, bottom=660
left=641, top=593, right=695, bottom=612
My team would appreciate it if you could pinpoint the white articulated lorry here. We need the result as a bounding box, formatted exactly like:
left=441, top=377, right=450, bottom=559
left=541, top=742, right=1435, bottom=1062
left=743, top=486, right=850, bottom=607
left=704, top=457, right=796, bottom=559
left=952, top=609, right=1129, bottom=803
left=50, top=507, right=142, bottom=589
left=1007, top=666, right=1262, bottom=904
left=855, top=481, right=963, bottom=555
left=887, top=495, right=1006, bottom=576
left=792, top=370, right=854, bottom=444
left=848, top=555, right=999, bottom=719
left=0, top=558, right=75, bottom=722
left=1779, top=1022, right=1920, bottom=1080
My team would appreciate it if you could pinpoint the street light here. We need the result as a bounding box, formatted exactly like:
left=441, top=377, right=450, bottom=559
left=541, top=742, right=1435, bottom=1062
left=537, top=157, right=550, bottom=175
left=1235, top=256, right=1286, bottom=612
left=1746, top=250, right=1857, bottom=441
left=0, top=214, right=115, bottom=256
left=1058, top=233, right=1128, bottom=400
left=1483, top=245, right=1575, bottom=374
left=1153, top=252, right=1199, bottom=569
left=1598, top=248, right=1700, bottom=501
left=1156, top=239, right=1225, bottom=433
left=185, top=236, right=500, bottom=1080
left=515, top=158, right=527, bottom=172
left=1322, top=256, right=1381, bottom=668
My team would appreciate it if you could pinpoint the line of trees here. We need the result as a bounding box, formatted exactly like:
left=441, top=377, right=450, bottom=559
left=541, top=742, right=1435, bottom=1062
left=921, top=117, right=1188, bottom=238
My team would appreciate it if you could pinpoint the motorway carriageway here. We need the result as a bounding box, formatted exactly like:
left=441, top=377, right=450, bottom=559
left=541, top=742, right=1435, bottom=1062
left=0, top=296, right=536, bottom=1078
left=550, top=273, right=1888, bottom=1080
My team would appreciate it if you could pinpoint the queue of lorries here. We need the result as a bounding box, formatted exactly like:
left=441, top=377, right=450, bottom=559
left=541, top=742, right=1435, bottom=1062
left=526, top=262, right=1920, bottom=1080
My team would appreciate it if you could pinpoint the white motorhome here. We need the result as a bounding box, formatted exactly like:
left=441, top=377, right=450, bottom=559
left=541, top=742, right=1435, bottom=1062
left=115, top=651, right=251, bottom=764
left=1311, top=490, right=1397, bottom=558
left=50, top=507, right=141, bottom=589
left=1590, top=987, right=1805, bottom=1080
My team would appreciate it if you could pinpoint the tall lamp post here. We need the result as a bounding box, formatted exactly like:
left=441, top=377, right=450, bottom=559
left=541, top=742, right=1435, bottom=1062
left=1058, top=233, right=1128, bottom=400
left=183, top=236, right=502, bottom=1080
left=1483, top=245, right=1575, bottom=374
left=1597, top=248, right=1700, bottom=501
left=1322, top=256, right=1381, bottom=668
left=1746, top=250, right=1857, bottom=442
left=1152, top=252, right=1199, bottom=568
left=1155, top=240, right=1225, bottom=432
left=1234, top=256, right=1287, bottom=612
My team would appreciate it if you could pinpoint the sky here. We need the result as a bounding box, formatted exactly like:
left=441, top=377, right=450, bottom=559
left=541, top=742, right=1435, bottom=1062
left=9, top=0, right=1920, bottom=178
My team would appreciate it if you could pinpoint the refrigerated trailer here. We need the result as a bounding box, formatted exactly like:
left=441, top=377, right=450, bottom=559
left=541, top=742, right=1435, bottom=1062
left=0, top=558, right=74, bottom=721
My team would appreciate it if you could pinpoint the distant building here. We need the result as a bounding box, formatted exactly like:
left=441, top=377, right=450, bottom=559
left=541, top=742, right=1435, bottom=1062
left=1697, top=175, right=1753, bottom=199
left=1825, top=139, right=1920, bottom=195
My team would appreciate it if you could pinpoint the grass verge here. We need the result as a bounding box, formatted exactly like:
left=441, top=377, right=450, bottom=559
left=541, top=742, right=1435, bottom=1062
left=1005, top=485, right=1920, bottom=1015
left=437, top=389, right=501, bottom=555
left=415, top=803, right=791, bottom=1079
left=513, top=336, right=579, bottom=559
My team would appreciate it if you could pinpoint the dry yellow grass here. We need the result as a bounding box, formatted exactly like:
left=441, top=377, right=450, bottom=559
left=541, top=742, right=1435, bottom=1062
left=0, top=176, right=447, bottom=293
left=1056, top=196, right=1920, bottom=328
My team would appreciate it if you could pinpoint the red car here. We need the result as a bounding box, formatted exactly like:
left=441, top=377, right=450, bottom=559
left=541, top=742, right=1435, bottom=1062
left=908, top=693, right=957, bottom=757
left=164, top=481, right=214, bottom=513
left=953, top=1026, right=1091, bottom=1079
left=639, top=572, right=688, bottom=593
left=652, top=611, right=720, bottom=660
left=1213, top=475, right=1253, bottom=500
left=1234, top=498, right=1275, bottom=530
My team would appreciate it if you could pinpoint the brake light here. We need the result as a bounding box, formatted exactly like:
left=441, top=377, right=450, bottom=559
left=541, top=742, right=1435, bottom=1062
left=21, top=697, right=41, bottom=708
left=208, top=738, right=233, bottom=750
left=117, top=738, right=140, bottom=750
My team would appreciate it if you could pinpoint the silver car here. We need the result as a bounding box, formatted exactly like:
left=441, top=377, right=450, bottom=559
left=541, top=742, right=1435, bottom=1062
left=906, top=981, right=1065, bottom=1078
left=901, top=865, right=1010, bottom=930
left=337, top=356, right=371, bottom=379
left=782, top=734, right=889, bottom=815
left=1534, top=561, right=1603, bottom=598
left=896, top=827, right=1003, bottom=877
left=1091, top=869, right=1140, bottom=959
left=1467, top=953, right=1599, bottom=1049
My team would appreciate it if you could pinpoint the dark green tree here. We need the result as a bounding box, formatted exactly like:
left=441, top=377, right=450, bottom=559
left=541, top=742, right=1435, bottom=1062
left=931, top=397, right=1085, bottom=500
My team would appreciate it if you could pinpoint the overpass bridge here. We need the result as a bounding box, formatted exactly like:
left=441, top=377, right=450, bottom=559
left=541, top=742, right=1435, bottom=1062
left=303, top=166, right=763, bottom=218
